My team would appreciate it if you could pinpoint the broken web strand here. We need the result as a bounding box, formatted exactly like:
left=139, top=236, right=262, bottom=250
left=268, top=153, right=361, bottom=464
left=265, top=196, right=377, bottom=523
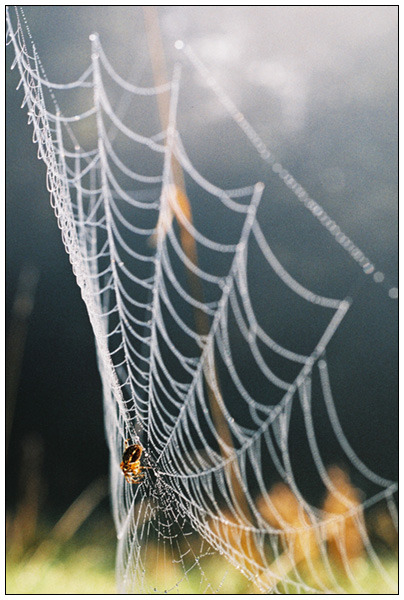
left=178, top=40, right=398, bottom=301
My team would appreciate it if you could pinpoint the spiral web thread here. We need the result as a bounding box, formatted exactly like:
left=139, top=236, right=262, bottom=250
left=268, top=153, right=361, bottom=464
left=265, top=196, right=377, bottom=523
left=7, top=6, right=397, bottom=593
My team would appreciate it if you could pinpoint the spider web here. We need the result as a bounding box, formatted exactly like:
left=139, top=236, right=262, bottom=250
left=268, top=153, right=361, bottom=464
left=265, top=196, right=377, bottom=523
left=7, top=6, right=398, bottom=593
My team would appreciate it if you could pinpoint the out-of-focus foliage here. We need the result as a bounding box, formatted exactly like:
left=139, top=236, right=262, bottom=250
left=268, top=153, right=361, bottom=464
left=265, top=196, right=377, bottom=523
left=6, top=513, right=116, bottom=594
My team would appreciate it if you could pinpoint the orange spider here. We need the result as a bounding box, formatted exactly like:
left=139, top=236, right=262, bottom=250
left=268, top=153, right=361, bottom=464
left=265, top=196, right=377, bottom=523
left=120, top=440, right=151, bottom=484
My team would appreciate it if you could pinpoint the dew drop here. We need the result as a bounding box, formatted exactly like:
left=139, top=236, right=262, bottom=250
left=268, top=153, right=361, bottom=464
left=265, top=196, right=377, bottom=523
left=373, top=271, right=385, bottom=283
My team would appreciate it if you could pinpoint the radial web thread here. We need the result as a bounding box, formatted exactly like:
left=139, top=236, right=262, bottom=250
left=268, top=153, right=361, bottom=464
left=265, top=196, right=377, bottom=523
left=7, top=6, right=397, bottom=593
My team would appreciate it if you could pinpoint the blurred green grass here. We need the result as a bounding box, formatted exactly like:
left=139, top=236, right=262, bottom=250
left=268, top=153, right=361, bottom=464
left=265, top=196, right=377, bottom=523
left=6, top=471, right=397, bottom=594
left=7, top=543, right=397, bottom=594
left=7, top=546, right=116, bottom=594
left=7, top=514, right=397, bottom=595
left=6, top=513, right=117, bottom=594
left=6, top=472, right=118, bottom=594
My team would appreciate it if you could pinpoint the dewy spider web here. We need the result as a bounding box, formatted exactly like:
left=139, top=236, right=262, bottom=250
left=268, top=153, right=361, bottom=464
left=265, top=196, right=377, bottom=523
left=7, top=6, right=397, bottom=593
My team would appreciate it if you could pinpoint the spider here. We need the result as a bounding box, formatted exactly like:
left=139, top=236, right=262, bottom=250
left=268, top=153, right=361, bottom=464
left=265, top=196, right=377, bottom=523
left=120, top=440, right=151, bottom=484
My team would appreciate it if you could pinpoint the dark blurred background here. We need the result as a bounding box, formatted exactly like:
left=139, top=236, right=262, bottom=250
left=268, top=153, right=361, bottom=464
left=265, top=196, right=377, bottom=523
left=6, top=6, right=397, bottom=525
